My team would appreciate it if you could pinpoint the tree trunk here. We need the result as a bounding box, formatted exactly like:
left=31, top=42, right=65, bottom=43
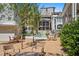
left=33, top=31, right=34, bottom=43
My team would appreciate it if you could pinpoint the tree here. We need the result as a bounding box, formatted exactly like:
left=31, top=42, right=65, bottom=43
left=10, top=3, right=31, bottom=39
left=0, top=4, right=4, bottom=12
left=0, top=4, right=5, bottom=20
left=27, top=4, right=41, bottom=42
left=10, top=3, right=41, bottom=40
left=60, top=18, right=79, bottom=56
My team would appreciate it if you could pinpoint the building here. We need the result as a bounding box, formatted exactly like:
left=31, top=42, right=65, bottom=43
left=62, top=3, right=79, bottom=24
left=39, top=7, right=63, bottom=33
left=51, top=12, right=63, bottom=32
left=0, top=4, right=17, bottom=42
left=39, top=7, right=55, bottom=31
left=0, top=4, right=64, bottom=42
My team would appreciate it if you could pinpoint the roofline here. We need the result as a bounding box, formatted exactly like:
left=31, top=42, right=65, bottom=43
left=40, top=7, right=55, bottom=9
left=62, top=3, right=66, bottom=13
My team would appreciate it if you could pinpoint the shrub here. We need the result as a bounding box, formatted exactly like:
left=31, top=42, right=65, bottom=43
left=60, top=19, right=79, bottom=56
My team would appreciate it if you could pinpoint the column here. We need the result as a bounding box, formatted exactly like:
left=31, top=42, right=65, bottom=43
left=51, top=16, right=55, bottom=32
left=72, top=3, right=75, bottom=19
left=75, top=3, right=77, bottom=20
left=72, top=3, right=77, bottom=20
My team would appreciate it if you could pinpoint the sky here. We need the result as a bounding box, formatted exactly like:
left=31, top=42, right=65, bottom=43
left=38, top=3, right=65, bottom=12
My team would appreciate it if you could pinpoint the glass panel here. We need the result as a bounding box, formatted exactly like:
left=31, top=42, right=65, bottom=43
left=39, top=20, right=50, bottom=30
left=46, top=21, right=49, bottom=26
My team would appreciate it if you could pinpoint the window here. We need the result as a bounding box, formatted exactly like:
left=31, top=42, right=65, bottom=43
left=39, top=20, right=50, bottom=30
left=43, top=22, right=45, bottom=26
left=57, top=24, right=62, bottom=29
left=46, top=21, right=49, bottom=26
left=39, top=27, right=43, bottom=30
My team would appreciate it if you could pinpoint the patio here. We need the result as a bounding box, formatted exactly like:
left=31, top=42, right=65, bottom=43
left=0, top=37, right=65, bottom=56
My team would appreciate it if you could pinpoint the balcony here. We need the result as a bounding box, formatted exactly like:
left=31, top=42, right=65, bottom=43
left=0, top=20, right=16, bottom=25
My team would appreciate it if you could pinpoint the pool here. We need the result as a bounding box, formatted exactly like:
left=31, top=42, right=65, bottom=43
left=25, top=31, right=47, bottom=40
left=34, top=31, right=47, bottom=40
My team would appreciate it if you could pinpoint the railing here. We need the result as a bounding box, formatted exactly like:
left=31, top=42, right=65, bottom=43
left=0, top=20, right=16, bottom=25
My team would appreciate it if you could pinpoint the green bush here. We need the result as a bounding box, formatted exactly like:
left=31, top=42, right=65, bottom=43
left=60, top=19, right=79, bottom=56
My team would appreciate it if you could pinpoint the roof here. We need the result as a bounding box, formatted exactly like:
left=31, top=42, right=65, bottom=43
left=40, top=7, right=55, bottom=9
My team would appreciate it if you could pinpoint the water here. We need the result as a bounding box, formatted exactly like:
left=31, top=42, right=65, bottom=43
left=34, top=31, right=47, bottom=40
left=25, top=31, right=47, bottom=40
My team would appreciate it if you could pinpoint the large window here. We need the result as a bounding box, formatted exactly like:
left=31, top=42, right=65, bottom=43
left=39, top=20, right=50, bottom=30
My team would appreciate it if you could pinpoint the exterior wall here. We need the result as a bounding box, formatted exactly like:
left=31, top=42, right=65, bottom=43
left=0, top=4, right=17, bottom=42
left=51, top=16, right=55, bottom=32
left=56, top=17, right=63, bottom=30
left=62, top=3, right=78, bottom=24
left=47, top=8, right=55, bottom=15
left=51, top=15, right=63, bottom=32
left=77, top=4, right=79, bottom=16
left=40, top=7, right=55, bottom=16
left=39, top=7, right=55, bottom=31
left=0, top=33, right=15, bottom=41
left=40, top=8, right=47, bottom=16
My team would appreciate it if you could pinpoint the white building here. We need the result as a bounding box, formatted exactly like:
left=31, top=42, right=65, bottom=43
left=39, top=7, right=63, bottom=33
left=0, top=4, right=64, bottom=42
left=51, top=12, right=63, bottom=32
left=0, top=4, right=17, bottom=42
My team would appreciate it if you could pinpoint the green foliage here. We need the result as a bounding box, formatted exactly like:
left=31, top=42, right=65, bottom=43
left=26, top=4, right=41, bottom=35
left=10, top=3, right=40, bottom=38
left=60, top=18, right=79, bottom=56
left=0, top=4, right=4, bottom=12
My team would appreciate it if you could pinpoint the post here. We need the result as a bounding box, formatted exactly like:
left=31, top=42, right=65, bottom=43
left=75, top=3, right=77, bottom=20
left=72, top=3, right=75, bottom=19
left=72, top=3, right=77, bottom=20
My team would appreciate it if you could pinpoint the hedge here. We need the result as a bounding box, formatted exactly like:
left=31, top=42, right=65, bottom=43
left=60, top=19, right=79, bottom=56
